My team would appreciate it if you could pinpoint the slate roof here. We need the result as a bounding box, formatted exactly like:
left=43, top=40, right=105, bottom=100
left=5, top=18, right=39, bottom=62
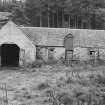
left=19, top=27, right=105, bottom=48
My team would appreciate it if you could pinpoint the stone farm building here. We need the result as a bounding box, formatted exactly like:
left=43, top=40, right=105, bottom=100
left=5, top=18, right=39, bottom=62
left=0, top=21, right=105, bottom=67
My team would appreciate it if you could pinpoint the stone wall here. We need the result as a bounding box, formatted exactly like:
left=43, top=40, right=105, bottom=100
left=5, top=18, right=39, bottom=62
left=0, top=21, right=36, bottom=67
left=99, top=49, right=105, bottom=60
left=40, top=47, right=105, bottom=62
left=39, top=47, right=88, bottom=61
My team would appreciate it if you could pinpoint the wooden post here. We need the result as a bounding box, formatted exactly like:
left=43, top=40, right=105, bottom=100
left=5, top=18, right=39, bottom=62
left=71, top=50, right=73, bottom=66
left=65, top=50, right=73, bottom=67
left=70, top=50, right=73, bottom=67
left=2, top=83, right=8, bottom=105
left=5, top=83, right=8, bottom=105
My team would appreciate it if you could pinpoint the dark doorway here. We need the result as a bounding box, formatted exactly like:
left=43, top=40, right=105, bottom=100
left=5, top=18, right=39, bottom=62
left=1, top=44, right=20, bottom=67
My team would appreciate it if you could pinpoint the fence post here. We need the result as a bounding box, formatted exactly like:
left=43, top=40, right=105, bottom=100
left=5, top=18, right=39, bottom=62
left=2, top=83, right=8, bottom=105
left=5, top=83, right=8, bottom=105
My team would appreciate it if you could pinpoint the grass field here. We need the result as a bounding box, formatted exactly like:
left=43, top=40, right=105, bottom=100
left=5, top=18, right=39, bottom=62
left=0, top=64, right=105, bottom=105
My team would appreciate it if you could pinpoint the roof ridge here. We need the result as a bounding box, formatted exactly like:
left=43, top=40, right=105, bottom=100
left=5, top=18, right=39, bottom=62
left=20, top=26, right=105, bottom=31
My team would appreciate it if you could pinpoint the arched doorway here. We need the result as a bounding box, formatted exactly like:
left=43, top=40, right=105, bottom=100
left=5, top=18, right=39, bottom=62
left=1, top=44, right=20, bottom=67
left=64, top=33, right=73, bottom=66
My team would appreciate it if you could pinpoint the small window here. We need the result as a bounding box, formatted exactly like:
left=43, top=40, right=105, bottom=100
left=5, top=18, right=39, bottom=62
left=90, top=51, right=95, bottom=55
left=89, top=50, right=98, bottom=60
left=88, top=48, right=99, bottom=61
left=50, top=48, right=54, bottom=52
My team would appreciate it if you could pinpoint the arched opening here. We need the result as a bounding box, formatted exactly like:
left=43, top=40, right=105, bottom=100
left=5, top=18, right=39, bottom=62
left=64, top=33, right=73, bottom=50
left=1, top=44, right=20, bottom=67
left=64, top=33, right=73, bottom=66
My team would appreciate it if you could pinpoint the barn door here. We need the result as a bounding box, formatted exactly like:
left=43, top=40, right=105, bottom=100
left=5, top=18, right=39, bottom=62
left=19, top=49, right=25, bottom=67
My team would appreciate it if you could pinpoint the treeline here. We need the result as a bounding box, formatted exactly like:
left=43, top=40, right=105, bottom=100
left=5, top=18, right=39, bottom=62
left=24, top=0, right=105, bottom=29
left=1, top=0, right=105, bottom=29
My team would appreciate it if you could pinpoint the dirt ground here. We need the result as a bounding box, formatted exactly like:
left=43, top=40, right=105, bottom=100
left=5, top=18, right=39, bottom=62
left=0, top=65, right=105, bottom=105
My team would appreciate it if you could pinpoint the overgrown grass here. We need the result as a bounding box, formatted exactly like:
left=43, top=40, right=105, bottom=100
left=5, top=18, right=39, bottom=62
left=44, top=59, right=58, bottom=65
left=25, top=60, right=43, bottom=68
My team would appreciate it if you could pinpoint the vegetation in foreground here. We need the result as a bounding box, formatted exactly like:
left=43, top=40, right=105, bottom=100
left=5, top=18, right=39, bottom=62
left=0, top=63, right=105, bottom=105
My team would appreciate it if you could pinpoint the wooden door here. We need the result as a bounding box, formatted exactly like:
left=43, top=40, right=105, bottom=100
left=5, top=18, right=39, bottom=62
left=64, top=33, right=73, bottom=51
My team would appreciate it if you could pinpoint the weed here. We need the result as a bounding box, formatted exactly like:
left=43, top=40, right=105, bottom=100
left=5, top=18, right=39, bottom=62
left=31, top=60, right=43, bottom=68
left=57, top=92, right=74, bottom=105
left=65, top=77, right=74, bottom=84
left=44, top=59, right=58, bottom=65
left=94, top=74, right=105, bottom=86
left=36, top=82, right=50, bottom=90
left=25, top=60, right=43, bottom=68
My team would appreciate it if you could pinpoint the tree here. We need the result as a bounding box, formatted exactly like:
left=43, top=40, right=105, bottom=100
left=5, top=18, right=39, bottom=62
left=25, top=0, right=47, bottom=27
left=67, top=0, right=105, bottom=29
left=0, top=1, right=30, bottom=26
left=25, top=0, right=72, bottom=27
left=8, top=3, right=30, bottom=26
left=25, top=0, right=105, bottom=29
